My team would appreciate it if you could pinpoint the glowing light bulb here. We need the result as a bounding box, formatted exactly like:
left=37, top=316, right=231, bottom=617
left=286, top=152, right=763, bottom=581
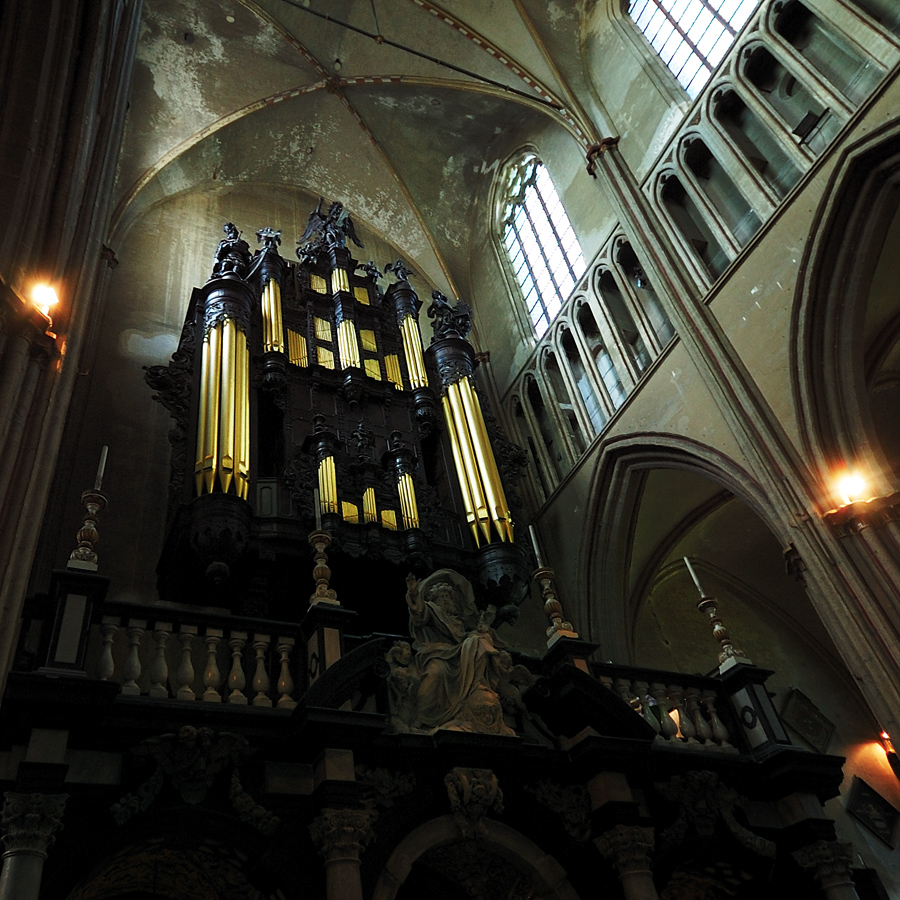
left=31, top=284, right=59, bottom=317
left=837, top=473, right=867, bottom=505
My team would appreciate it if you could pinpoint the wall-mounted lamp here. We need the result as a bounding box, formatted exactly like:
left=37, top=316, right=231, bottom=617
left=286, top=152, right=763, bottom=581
left=881, top=731, right=900, bottom=781
left=31, top=283, right=59, bottom=318
left=836, top=472, right=869, bottom=506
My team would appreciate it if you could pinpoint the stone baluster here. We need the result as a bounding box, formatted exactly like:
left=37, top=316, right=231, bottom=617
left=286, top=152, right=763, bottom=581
left=120, top=620, right=146, bottom=696
left=252, top=634, right=272, bottom=708
left=667, top=684, right=697, bottom=744
left=650, top=683, right=678, bottom=741
left=227, top=631, right=248, bottom=705
left=176, top=625, right=197, bottom=701
left=309, top=808, right=378, bottom=900
left=202, top=628, right=223, bottom=702
left=97, top=617, right=119, bottom=681
left=793, top=841, right=861, bottom=900
left=614, top=677, right=635, bottom=709
left=595, top=824, right=659, bottom=900
left=0, top=792, right=68, bottom=900
left=276, top=637, right=297, bottom=709
left=633, top=681, right=661, bottom=738
left=702, top=690, right=732, bottom=748
left=685, top=686, right=711, bottom=745
left=148, top=624, right=172, bottom=699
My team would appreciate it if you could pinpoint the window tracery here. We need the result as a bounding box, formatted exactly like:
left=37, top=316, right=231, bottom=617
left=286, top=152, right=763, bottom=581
left=499, top=154, right=586, bottom=338
left=628, top=0, right=759, bottom=96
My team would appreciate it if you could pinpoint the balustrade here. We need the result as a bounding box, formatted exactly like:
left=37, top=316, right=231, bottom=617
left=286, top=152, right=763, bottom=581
left=598, top=666, right=736, bottom=752
left=86, top=603, right=300, bottom=710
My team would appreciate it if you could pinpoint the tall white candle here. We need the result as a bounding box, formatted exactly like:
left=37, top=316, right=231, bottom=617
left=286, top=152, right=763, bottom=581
left=94, top=445, right=108, bottom=491
left=683, top=556, right=706, bottom=597
left=529, top=524, right=545, bottom=568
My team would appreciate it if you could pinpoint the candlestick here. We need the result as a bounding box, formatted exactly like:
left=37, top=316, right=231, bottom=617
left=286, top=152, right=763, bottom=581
left=94, top=445, right=108, bottom=491
left=683, top=556, right=706, bottom=597
left=529, top=524, right=545, bottom=568
left=314, top=487, right=322, bottom=531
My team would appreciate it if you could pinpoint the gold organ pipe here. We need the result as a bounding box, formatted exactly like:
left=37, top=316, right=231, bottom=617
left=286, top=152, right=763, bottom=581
left=363, top=486, right=377, bottom=523
left=219, top=317, right=237, bottom=494
left=457, top=377, right=512, bottom=542
left=337, top=319, right=361, bottom=369
left=447, top=382, right=492, bottom=543
left=202, top=324, right=222, bottom=495
left=318, top=456, right=338, bottom=515
left=196, top=332, right=211, bottom=495
left=237, top=333, right=250, bottom=500
left=441, top=394, right=480, bottom=545
left=400, top=316, right=428, bottom=389
left=262, top=279, right=285, bottom=353
left=399, top=472, right=419, bottom=529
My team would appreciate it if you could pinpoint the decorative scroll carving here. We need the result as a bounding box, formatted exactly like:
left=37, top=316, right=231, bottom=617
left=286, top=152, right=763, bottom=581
left=595, top=824, right=655, bottom=874
left=109, top=767, right=164, bottom=825
left=309, top=808, right=378, bottom=861
left=211, top=222, right=251, bottom=279
left=355, top=765, right=416, bottom=809
left=383, top=569, right=530, bottom=735
left=427, top=291, right=473, bottom=341
left=256, top=226, right=282, bottom=251
left=445, top=767, right=503, bottom=839
left=655, top=771, right=775, bottom=858
left=793, top=840, right=855, bottom=885
left=132, top=726, right=251, bottom=804
left=1, top=792, right=68, bottom=855
left=524, top=781, right=591, bottom=841
left=229, top=770, right=280, bottom=835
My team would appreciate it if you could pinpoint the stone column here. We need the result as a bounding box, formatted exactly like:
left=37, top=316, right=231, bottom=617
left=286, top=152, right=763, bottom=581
left=309, top=808, right=378, bottom=900
left=595, top=824, right=659, bottom=900
left=793, top=840, right=861, bottom=900
left=0, top=792, right=67, bottom=900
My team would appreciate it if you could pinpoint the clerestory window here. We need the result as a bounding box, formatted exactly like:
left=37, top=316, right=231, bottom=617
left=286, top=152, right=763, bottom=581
left=629, top=0, right=759, bottom=97
left=500, top=154, right=586, bottom=339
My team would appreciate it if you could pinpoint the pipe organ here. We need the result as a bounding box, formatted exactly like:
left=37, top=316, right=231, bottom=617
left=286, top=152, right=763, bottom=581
left=146, top=204, right=529, bottom=624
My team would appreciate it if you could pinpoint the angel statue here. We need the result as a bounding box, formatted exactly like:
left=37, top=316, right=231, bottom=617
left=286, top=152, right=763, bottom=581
left=296, top=198, right=364, bottom=258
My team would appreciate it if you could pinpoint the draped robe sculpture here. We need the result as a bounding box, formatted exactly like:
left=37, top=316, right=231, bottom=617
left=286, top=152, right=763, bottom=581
left=385, top=569, right=529, bottom=736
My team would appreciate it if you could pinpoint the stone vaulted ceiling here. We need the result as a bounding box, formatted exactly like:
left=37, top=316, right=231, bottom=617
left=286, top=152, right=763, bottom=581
left=113, top=0, right=604, bottom=299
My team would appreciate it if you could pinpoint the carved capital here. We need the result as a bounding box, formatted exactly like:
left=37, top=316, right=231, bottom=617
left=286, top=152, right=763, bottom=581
left=1, top=792, right=68, bottom=856
left=595, top=824, right=655, bottom=874
left=445, top=767, right=503, bottom=839
left=793, top=840, right=854, bottom=886
left=309, top=808, right=378, bottom=862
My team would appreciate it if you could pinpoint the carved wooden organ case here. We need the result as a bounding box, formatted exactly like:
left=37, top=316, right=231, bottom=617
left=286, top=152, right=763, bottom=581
left=146, top=212, right=530, bottom=629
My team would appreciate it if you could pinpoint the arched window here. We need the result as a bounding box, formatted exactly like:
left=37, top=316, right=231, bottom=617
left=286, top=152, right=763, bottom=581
left=629, top=0, right=759, bottom=97
left=500, top=154, right=586, bottom=338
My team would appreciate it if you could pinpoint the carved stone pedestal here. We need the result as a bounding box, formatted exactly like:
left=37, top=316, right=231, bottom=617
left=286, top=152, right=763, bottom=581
left=0, top=792, right=67, bottom=900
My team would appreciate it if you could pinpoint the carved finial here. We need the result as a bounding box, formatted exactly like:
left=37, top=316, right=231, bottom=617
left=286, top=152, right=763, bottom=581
left=533, top=566, right=578, bottom=645
left=684, top=558, right=749, bottom=665
left=309, top=531, right=338, bottom=605
left=68, top=484, right=108, bottom=571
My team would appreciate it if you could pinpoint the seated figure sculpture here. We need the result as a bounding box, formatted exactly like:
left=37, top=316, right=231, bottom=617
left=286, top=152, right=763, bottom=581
left=391, top=568, right=520, bottom=736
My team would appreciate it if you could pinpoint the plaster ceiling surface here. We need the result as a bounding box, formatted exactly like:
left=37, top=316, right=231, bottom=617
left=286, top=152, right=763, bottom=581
left=114, top=0, right=597, bottom=299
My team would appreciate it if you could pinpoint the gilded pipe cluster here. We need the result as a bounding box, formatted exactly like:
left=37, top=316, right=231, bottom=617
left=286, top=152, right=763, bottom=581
left=261, top=278, right=285, bottom=354
left=337, top=319, right=361, bottom=369
left=398, top=473, right=420, bottom=530
left=441, top=377, right=513, bottom=546
left=318, top=456, right=338, bottom=516
left=400, top=316, right=428, bottom=389
left=195, top=317, right=250, bottom=499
